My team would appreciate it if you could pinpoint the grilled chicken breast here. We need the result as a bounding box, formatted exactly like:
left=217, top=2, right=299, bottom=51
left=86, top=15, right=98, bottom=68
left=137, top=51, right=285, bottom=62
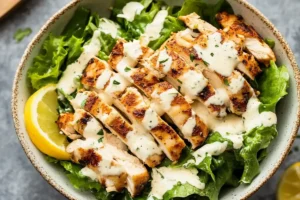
left=67, top=139, right=149, bottom=196
left=71, top=91, right=164, bottom=167
left=56, top=113, right=81, bottom=140
left=146, top=45, right=227, bottom=117
left=168, top=13, right=258, bottom=115
left=80, top=58, right=185, bottom=161
left=216, top=12, right=276, bottom=65
left=118, top=87, right=186, bottom=161
left=109, top=41, right=209, bottom=148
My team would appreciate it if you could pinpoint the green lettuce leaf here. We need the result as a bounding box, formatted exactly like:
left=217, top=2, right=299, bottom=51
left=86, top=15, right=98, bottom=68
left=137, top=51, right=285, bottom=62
left=64, top=36, right=84, bottom=65
left=163, top=183, right=203, bottom=200
left=148, top=15, right=185, bottom=50
left=112, top=0, right=160, bottom=40
left=27, top=34, right=68, bottom=90
left=239, top=126, right=278, bottom=183
left=257, top=61, right=289, bottom=112
left=177, top=0, right=233, bottom=27
left=201, top=152, right=237, bottom=200
left=62, top=7, right=91, bottom=39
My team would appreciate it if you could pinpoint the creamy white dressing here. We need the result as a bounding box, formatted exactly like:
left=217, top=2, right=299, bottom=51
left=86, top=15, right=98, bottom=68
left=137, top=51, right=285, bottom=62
left=142, top=10, right=168, bottom=45
left=178, top=29, right=200, bottom=41
left=228, top=73, right=245, bottom=94
left=123, top=40, right=143, bottom=62
left=80, top=167, right=98, bottom=181
left=157, top=49, right=173, bottom=74
left=71, top=92, right=89, bottom=109
left=142, top=108, right=159, bottom=130
left=66, top=138, right=102, bottom=153
left=126, top=130, right=162, bottom=161
left=117, top=2, right=144, bottom=22
left=180, top=70, right=208, bottom=99
left=193, top=102, right=244, bottom=149
left=97, top=147, right=125, bottom=176
left=242, top=97, right=277, bottom=132
left=116, top=58, right=134, bottom=80
left=83, top=118, right=103, bottom=139
left=182, top=112, right=196, bottom=137
left=99, top=19, right=119, bottom=38
left=150, top=167, right=205, bottom=199
left=152, top=88, right=178, bottom=111
left=205, top=88, right=229, bottom=106
left=193, top=32, right=239, bottom=77
left=95, top=69, right=112, bottom=90
left=192, top=142, right=228, bottom=165
left=57, top=29, right=101, bottom=94
left=104, top=73, right=130, bottom=95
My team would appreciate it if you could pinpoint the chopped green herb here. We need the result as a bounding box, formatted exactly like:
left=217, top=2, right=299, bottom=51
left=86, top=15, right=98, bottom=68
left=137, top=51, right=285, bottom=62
left=190, top=53, right=196, bottom=62
left=210, top=53, right=214, bottom=57
left=224, top=79, right=230, bottom=86
left=264, top=38, right=275, bottom=49
left=178, top=86, right=181, bottom=92
left=157, top=170, right=165, bottom=179
left=97, top=129, right=104, bottom=135
left=98, top=137, right=103, bottom=143
left=136, top=147, right=140, bottom=151
left=203, top=60, right=209, bottom=66
left=177, top=79, right=182, bottom=84
left=159, top=58, right=169, bottom=64
left=124, top=67, right=131, bottom=72
left=215, top=45, right=219, bottom=48
left=81, top=99, right=86, bottom=108
left=113, top=80, right=120, bottom=85
left=14, top=28, right=32, bottom=42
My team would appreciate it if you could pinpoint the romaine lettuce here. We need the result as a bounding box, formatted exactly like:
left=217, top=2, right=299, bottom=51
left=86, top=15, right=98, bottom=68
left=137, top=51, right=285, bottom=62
left=177, top=0, right=233, bottom=27
left=239, top=126, right=278, bottom=183
left=27, top=8, right=98, bottom=90
left=257, top=61, right=289, bottom=112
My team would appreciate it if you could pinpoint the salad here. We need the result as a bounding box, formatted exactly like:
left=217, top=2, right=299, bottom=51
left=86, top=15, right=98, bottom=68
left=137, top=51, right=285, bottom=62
left=24, top=0, right=290, bottom=199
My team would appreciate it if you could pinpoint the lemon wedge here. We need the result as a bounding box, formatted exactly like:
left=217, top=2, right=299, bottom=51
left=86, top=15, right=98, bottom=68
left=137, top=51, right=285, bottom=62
left=24, top=84, right=70, bottom=160
left=277, top=162, right=300, bottom=200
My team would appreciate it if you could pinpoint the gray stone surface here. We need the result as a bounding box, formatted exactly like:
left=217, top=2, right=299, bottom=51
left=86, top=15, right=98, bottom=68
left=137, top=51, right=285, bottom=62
left=0, top=0, right=299, bottom=199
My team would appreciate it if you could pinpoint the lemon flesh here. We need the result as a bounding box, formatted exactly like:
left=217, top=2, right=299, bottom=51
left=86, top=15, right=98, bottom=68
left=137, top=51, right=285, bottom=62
left=24, top=84, right=70, bottom=160
left=277, top=162, right=300, bottom=200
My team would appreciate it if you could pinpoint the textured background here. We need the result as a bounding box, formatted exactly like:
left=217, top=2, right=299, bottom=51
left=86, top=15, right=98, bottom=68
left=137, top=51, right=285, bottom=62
left=0, top=0, right=299, bottom=199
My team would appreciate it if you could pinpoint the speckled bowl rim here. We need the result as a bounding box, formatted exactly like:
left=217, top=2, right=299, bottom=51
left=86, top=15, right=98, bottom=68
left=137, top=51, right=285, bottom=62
left=11, top=0, right=300, bottom=199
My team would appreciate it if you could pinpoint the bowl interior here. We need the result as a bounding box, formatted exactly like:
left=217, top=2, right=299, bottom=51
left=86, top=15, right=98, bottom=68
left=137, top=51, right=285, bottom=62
left=12, top=0, right=300, bottom=199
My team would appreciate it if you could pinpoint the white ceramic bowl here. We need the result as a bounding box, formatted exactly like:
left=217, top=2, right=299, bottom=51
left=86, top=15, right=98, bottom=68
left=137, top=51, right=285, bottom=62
left=11, top=0, right=300, bottom=199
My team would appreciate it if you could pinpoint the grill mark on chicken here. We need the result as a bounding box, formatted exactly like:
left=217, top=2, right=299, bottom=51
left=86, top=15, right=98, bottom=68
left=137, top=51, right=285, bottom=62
left=78, top=148, right=102, bottom=167
left=198, top=85, right=215, bottom=101
left=109, top=117, right=133, bottom=139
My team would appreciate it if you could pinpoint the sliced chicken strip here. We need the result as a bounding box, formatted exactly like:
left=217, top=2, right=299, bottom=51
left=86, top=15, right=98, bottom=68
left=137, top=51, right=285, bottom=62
left=164, top=16, right=257, bottom=115
left=118, top=87, right=186, bottom=161
left=179, top=12, right=217, bottom=34
left=146, top=46, right=227, bottom=117
left=109, top=41, right=209, bottom=148
left=71, top=109, right=104, bottom=140
left=104, top=143, right=150, bottom=196
left=104, top=132, right=128, bottom=151
left=66, top=139, right=127, bottom=192
left=56, top=113, right=81, bottom=140
left=179, top=13, right=262, bottom=80
left=67, top=139, right=149, bottom=196
left=71, top=90, right=164, bottom=167
left=216, top=12, right=276, bottom=65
